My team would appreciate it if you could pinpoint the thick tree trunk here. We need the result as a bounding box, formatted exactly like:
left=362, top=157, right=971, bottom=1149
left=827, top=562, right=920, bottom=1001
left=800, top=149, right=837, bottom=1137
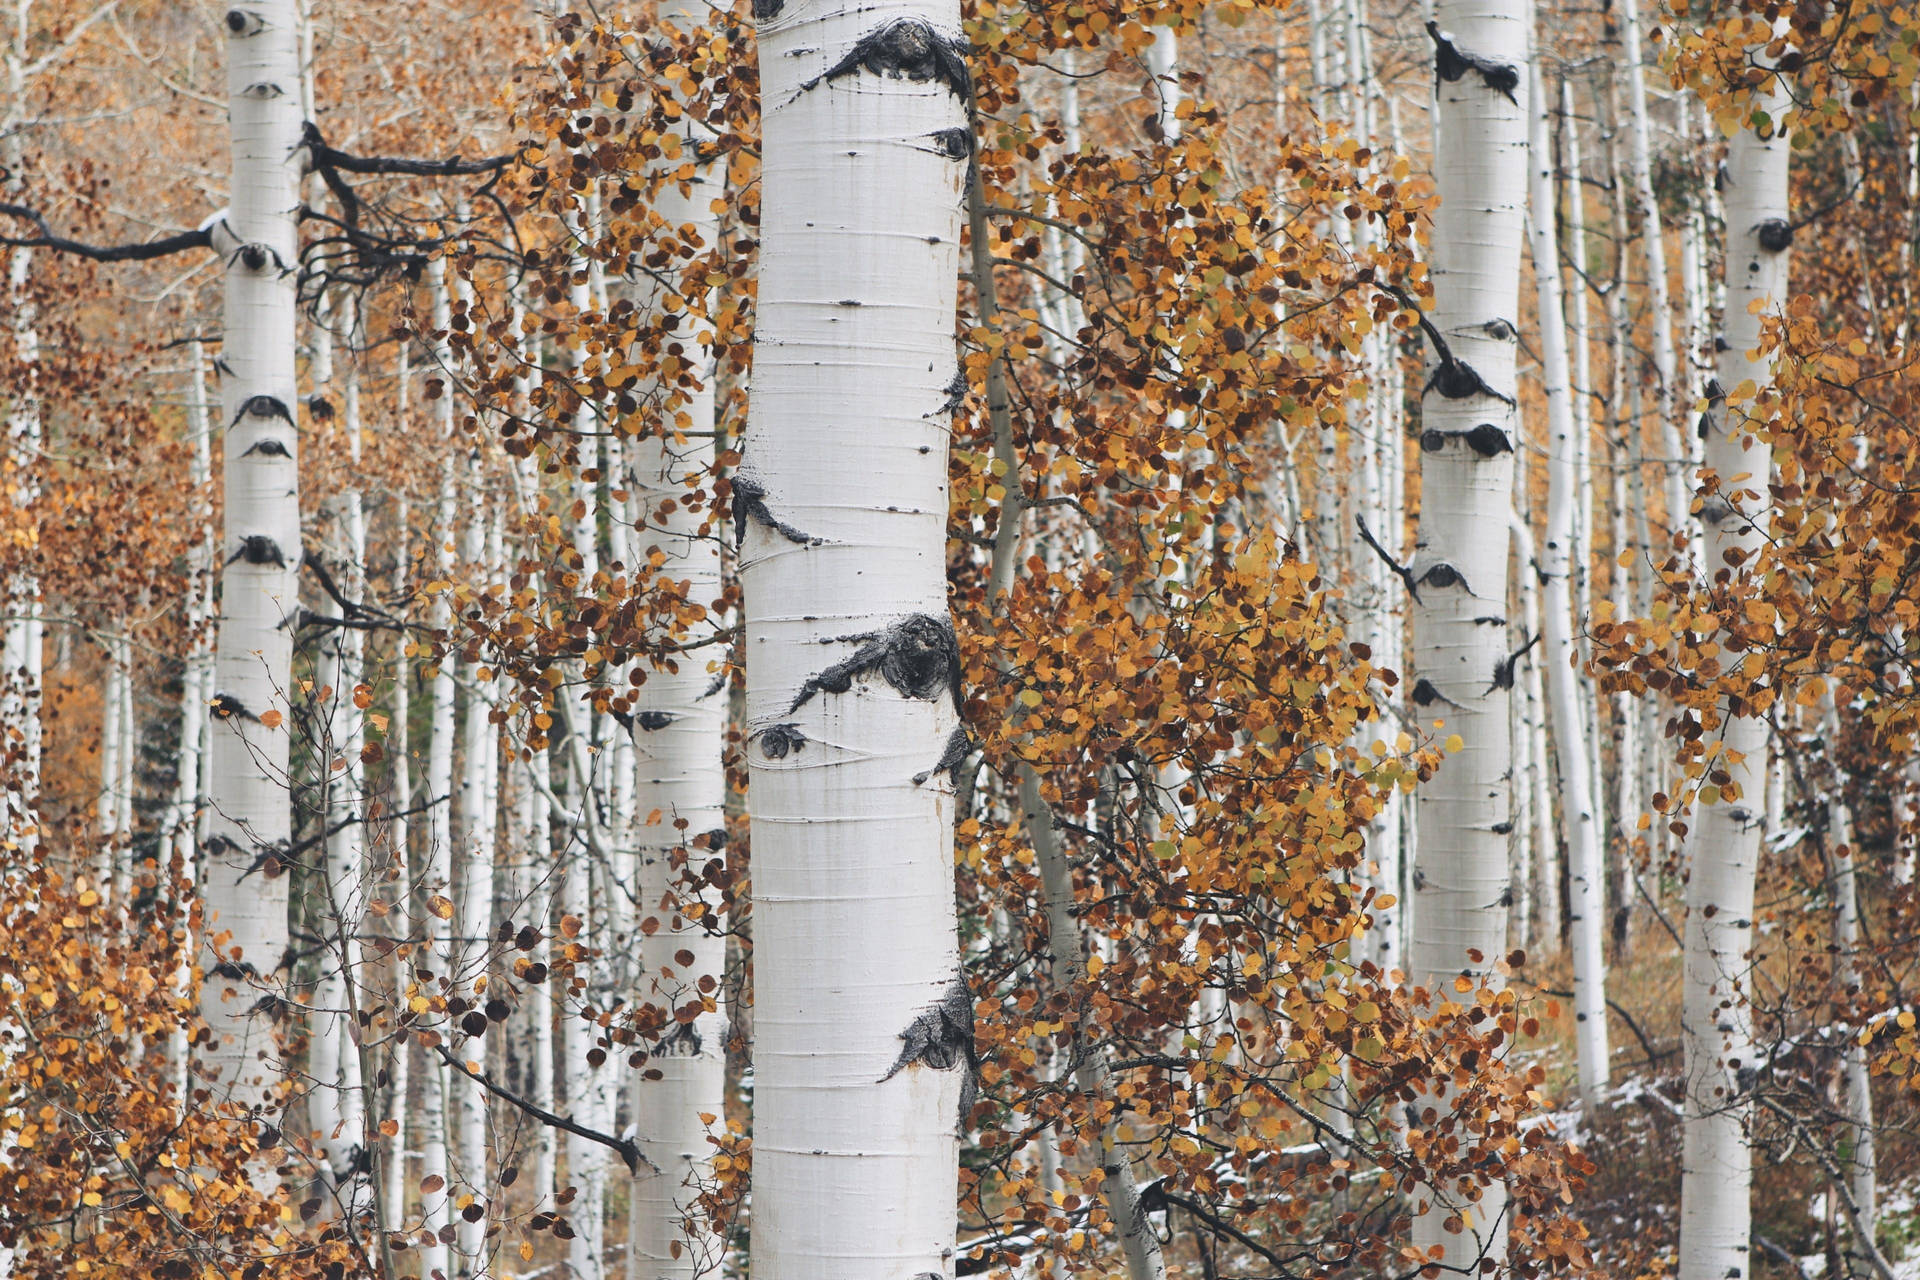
left=743, top=0, right=971, bottom=1274
left=1678, top=51, right=1790, bottom=1280
left=1527, top=60, right=1609, bottom=1096
left=1407, top=2, right=1527, bottom=1266
left=197, top=1, right=304, bottom=1153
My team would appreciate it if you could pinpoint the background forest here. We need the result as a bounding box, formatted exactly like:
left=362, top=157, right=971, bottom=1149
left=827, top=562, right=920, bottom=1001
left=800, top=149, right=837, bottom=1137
left=1, top=0, right=1915, bottom=1278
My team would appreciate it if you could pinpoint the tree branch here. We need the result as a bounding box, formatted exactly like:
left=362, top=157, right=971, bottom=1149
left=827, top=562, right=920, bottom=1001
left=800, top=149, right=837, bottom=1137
left=0, top=203, right=211, bottom=262
left=432, top=1043, right=653, bottom=1174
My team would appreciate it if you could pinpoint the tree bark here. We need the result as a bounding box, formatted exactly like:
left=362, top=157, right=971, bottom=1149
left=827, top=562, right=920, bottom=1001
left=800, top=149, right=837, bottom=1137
left=1407, top=2, right=1528, bottom=1266
left=1678, top=46, right=1790, bottom=1280
left=743, top=0, right=971, bottom=1273
left=1527, top=59, right=1609, bottom=1096
left=197, top=1, right=304, bottom=1164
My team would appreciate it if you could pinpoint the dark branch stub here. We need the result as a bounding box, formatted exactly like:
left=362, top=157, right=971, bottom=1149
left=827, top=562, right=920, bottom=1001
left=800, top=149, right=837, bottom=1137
left=1754, top=218, right=1793, bottom=253
left=788, top=614, right=962, bottom=714
left=228, top=535, right=290, bottom=568
left=812, top=19, right=972, bottom=100
left=880, top=974, right=978, bottom=1125
left=731, top=475, right=820, bottom=548
left=230, top=394, right=296, bottom=430
left=913, top=724, right=975, bottom=786
left=1490, top=631, right=1540, bottom=692
left=758, top=722, right=807, bottom=760
left=1426, top=21, right=1520, bottom=104
left=1419, top=424, right=1512, bottom=457
left=1418, top=562, right=1467, bottom=593
left=927, top=128, right=973, bottom=161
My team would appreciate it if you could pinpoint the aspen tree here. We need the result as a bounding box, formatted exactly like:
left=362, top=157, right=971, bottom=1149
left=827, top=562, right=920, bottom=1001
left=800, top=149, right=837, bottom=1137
left=623, top=4, right=727, bottom=1274
left=1527, top=59, right=1608, bottom=1095
left=1678, top=39, right=1790, bottom=1280
left=197, top=0, right=304, bottom=1148
left=1407, top=1, right=1527, bottom=1266
left=744, top=0, right=973, bottom=1273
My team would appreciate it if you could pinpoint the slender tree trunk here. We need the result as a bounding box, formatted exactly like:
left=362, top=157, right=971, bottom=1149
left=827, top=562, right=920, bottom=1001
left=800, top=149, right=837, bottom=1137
left=1527, top=59, right=1609, bottom=1095
left=384, top=473, right=415, bottom=1231
left=1026, top=773, right=1167, bottom=1280
left=197, top=0, right=304, bottom=1152
left=419, top=255, right=461, bottom=1280
left=744, top=0, right=972, bottom=1274
left=624, top=7, right=728, bottom=1270
left=1617, top=0, right=1686, bottom=551
left=1408, top=2, right=1527, bottom=1265
left=1678, top=49, right=1790, bottom=1280
left=1821, top=705, right=1876, bottom=1254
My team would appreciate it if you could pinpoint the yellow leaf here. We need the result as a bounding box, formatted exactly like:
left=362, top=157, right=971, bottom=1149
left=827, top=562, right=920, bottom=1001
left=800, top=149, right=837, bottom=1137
left=260, top=709, right=285, bottom=729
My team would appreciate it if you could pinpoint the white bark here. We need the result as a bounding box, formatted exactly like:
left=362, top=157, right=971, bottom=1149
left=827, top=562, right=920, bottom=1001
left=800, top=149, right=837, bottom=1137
left=744, top=0, right=970, bottom=1275
left=1678, top=50, right=1790, bottom=1280
left=454, top=493, right=498, bottom=1270
left=419, top=256, right=461, bottom=1280
left=384, top=472, right=415, bottom=1231
left=309, top=293, right=371, bottom=1214
left=198, top=0, right=304, bottom=1148
left=1408, top=1, right=1527, bottom=1266
left=1527, top=60, right=1609, bottom=1096
left=624, top=6, right=728, bottom=1271
left=1822, top=708, right=1875, bottom=1250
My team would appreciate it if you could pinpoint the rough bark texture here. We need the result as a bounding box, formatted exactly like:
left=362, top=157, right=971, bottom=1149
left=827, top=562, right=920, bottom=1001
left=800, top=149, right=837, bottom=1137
left=744, top=0, right=970, bottom=1272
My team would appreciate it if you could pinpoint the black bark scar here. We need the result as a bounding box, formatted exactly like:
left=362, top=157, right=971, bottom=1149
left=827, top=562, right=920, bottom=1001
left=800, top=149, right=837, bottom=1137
left=1427, top=21, right=1520, bottom=104
left=788, top=614, right=962, bottom=714
left=758, top=722, right=807, bottom=759
left=230, top=394, right=295, bottom=430
left=1490, top=631, right=1539, bottom=692
left=880, top=975, right=978, bottom=1125
left=209, top=692, right=261, bottom=722
left=228, top=535, right=290, bottom=568
left=914, top=724, right=974, bottom=786
left=1418, top=425, right=1511, bottom=457
left=239, top=438, right=290, bottom=458
left=810, top=19, right=972, bottom=100
left=731, top=475, right=819, bottom=548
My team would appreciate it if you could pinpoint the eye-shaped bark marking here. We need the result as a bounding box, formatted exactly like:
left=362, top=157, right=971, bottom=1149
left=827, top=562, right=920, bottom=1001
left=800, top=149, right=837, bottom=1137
left=1489, top=631, right=1540, bottom=692
left=811, top=18, right=972, bottom=101
left=1410, top=678, right=1461, bottom=710
left=1418, top=562, right=1467, bottom=593
left=757, top=722, right=807, bottom=759
left=239, top=438, right=291, bottom=458
left=1419, top=425, right=1512, bottom=457
left=788, top=613, right=962, bottom=713
left=731, top=474, right=820, bottom=548
left=228, top=534, right=290, bottom=568
left=230, top=394, right=295, bottom=430
left=307, top=394, right=336, bottom=421
left=1754, top=218, right=1793, bottom=253
left=237, top=840, right=290, bottom=882
left=913, top=724, right=974, bottom=786
left=1426, top=21, right=1520, bottom=104
left=1700, top=496, right=1734, bottom=526
left=880, top=975, right=978, bottom=1125
left=233, top=243, right=287, bottom=273
left=927, top=127, right=973, bottom=160
left=1423, top=356, right=1513, bottom=405
left=209, top=960, right=261, bottom=982
left=654, top=1022, right=703, bottom=1058
left=699, top=670, right=728, bottom=701
left=224, top=8, right=264, bottom=35
left=634, top=710, right=677, bottom=732
left=1479, top=318, right=1517, bottom=341
left=240, top=81, right=284, bottom=99
left=209, top=692, right=261, bottom=722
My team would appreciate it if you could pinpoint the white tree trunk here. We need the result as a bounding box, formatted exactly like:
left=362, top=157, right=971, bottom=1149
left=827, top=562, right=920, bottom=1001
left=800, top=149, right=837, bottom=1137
left=384, top=476, right=415, bottom=1231
left=198, top=0, right=304, bottom=1150
left=1527, top=60, right=1609, bottom=1097
left=419, top=255, right=461, bottom=1280
left=1678, top=51, right=1790, bottom=1280
left=1408, top=2, right=1527, bottom=1266
left=744, top=0, right=971, bottom=1275
left=454, top=492, right=498, bottom=1270
left=308, top=294, right=371, bottom=1213
left=1821, top=706, right=1875, bottom=1251
left=624, top=7, right=729, bottom=1270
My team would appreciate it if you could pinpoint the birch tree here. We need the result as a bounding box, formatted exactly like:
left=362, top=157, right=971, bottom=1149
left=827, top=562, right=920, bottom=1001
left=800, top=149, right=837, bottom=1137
left=743, top=0, right=972, bottom=1275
